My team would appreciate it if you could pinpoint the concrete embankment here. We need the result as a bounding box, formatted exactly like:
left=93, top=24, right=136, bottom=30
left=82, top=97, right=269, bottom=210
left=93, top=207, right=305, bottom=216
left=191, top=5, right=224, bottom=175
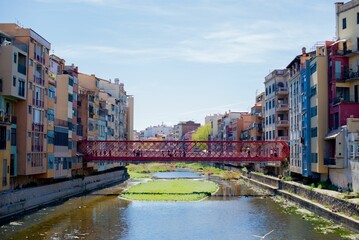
left=0, top=169, right=128, bottom=221
left=240, top=171, right=359, bottom=233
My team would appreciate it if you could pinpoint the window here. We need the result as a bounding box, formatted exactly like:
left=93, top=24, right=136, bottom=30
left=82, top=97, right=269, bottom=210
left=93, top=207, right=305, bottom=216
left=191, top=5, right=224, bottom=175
left=311, top=127, right=318, bottom=138
left=0, top=79, right=2, bottom=92
left=54, top=131, right=68, bottom=146
left=335, top=61, right=341, bottom=79
left=49, top=86, right=55, bottom=99
left=357, top=12, right=359, bottom=24
left=48, top=109, right=54, bottom=122
left=343, top=18, right=347, bottom=29
left=0, top=127, right=6, bottom=149
left=311, top=153, right=318, bottom=163
left=28, top=105, right=32, bottom=114
left=310, top=106, right=317, bottom=117
left=310, top=63, right=317, bottom=75
left=13, top=76, right=16, bottom=87
left=2, top=159, right=6, bottom=186
left=14, top=53, right=17, bottom=63
left=33, top=109, right=41, bottom=124
left=18, top=79, right=25, bottom=97
left=310, top=85, right=317, bottom=97
left=47, top=130, right=54, bottom=144
left=11, top=128, right=16, bottom=146
left=69, top=77, right=73, bottom=87
left=68, top=93, right=73, bottom=102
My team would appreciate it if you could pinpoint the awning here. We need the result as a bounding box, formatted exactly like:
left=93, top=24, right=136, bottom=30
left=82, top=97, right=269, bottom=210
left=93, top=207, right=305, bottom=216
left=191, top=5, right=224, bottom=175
left=330, top=38, right=349, bottom=46
left=324, top=128, right=343, bottom=140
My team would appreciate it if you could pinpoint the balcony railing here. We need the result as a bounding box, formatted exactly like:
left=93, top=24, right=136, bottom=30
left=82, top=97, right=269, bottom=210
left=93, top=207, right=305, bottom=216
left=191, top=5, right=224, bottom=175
left=32, top=98, right=44, bottom=107
left=33, top=75, right=44, bottom=85
left=276, top=120, right=289, bottom=127
left=32, top=123, right=44, bottom=132
left=277, top=87, right=288, bottom=95
left=324, top=157, right=336, bottom=166
left=276, top=103, right=289, bottom=111
left=277, top=136, right=289, bottom=140
left=55, top=118, right=68, bottom=127
left=32, top=145, right=44, bottom=152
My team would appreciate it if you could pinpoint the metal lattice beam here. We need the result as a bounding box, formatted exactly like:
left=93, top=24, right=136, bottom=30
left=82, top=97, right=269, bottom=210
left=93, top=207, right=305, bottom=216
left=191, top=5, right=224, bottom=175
left=77, top=140, right=289, bottom=163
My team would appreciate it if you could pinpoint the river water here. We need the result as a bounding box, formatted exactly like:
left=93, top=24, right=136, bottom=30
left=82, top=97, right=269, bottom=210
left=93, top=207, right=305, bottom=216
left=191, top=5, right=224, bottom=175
left=0, top=171, right=356, bottom=240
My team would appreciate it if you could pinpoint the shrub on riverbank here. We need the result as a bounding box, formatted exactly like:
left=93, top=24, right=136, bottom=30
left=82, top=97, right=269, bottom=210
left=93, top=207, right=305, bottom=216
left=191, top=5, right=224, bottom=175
left=122, top=179, right=218, bottom=201
left=127, top=162, right=240, bottom=180
left=127, top=163, right=175, bottom=173
left=173, top=163, right=240, bottom=180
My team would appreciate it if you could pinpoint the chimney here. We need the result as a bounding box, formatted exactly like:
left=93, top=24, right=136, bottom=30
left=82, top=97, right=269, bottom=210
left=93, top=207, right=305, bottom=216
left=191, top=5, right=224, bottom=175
left=114, top=78, right=120, bottom=85
left=302, top=47, right=306, bottom=55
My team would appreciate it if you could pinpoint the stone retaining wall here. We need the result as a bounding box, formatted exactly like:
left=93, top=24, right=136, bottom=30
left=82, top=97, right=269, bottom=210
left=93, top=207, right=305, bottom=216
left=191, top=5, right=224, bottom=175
left=240, top=171, right=359, bottom=233
left=0, top=170, right=128, bottom=220
left=280, top=181, right=359, bottom=218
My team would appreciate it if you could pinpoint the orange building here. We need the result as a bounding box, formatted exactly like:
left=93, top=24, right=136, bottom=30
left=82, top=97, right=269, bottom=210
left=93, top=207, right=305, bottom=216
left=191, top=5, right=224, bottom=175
left=0, top=24, right=51, bottom=186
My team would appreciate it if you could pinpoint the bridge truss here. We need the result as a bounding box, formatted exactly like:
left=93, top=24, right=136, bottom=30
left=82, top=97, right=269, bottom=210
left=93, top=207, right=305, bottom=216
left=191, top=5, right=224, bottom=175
left=77, top=140, right=289, bottom=163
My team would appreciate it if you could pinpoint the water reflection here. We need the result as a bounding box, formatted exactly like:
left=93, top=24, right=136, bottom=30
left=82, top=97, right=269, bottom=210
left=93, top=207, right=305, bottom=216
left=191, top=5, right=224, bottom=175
left=0, top=172, right=351, bottom=240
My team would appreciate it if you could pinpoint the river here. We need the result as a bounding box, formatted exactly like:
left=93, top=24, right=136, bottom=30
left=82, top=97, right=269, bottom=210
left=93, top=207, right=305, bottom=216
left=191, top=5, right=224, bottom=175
left=0, top=171, right=356, bottom=240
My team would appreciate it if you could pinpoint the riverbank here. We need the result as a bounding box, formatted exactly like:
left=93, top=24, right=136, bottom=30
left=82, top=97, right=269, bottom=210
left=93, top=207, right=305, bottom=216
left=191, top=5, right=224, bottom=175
left=239, top=170, right=359, bottom=233
left=0, top=168, right=128, bottom=222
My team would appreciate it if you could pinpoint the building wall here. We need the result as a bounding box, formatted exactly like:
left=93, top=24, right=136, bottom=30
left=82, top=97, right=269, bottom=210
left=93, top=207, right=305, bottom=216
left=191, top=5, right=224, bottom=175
left=310, top=53, right=329, bottom=177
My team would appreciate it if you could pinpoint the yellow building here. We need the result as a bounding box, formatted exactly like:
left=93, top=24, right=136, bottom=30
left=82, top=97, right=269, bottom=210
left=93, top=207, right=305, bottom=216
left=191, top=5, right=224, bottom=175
left=309, top=46, right=329, bottom=178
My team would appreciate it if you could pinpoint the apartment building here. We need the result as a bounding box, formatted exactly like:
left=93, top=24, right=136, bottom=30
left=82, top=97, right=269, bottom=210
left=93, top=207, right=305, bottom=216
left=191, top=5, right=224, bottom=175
left=264, top=69, right=289, bottom=141
left=49, top=55, right=81, bottom=178
left=99, top=78, right=128, bottom=140
left=174, top=121, right=200, bottom=140
left=303, top=46, right=329, bottom=180
left=263, top=69, right=288, bottom=174
left=287, top=48, right=313, bottom=176
left=321, top=1, right=359, bottom=189
left=0, top=24, right=50, bottom=187
left=0, top=32, right=27, bottom=190
left=205, top=114, right=223, bottom=140
left=126, top=95, right=134, bottom=140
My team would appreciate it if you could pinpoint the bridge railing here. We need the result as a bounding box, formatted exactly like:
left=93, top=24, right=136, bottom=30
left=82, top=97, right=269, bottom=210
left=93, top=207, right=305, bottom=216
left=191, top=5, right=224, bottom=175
left=77, top=140, right=289, bottom=162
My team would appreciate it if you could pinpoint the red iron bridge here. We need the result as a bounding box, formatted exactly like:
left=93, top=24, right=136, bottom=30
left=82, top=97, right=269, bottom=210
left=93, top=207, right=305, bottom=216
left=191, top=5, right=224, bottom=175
left=77, top=140, right=289, bottom=163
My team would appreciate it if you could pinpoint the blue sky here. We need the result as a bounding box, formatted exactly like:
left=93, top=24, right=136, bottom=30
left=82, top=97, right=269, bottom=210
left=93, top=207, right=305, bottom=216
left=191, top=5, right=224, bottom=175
left=1, top=0, right=337, bottom=131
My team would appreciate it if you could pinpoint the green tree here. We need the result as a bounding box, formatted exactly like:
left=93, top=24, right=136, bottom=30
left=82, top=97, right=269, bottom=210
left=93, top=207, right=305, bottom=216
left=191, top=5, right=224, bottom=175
left=192, top=124, right=211, bottom=141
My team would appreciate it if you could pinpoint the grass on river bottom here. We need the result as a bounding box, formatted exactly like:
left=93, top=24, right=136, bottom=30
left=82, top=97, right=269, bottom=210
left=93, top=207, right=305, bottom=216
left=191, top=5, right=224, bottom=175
left=122, top=179, right=218, bottom=201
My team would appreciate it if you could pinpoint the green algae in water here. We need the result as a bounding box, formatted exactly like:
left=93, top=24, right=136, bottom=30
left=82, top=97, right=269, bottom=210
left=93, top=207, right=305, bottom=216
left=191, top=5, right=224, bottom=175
left=272, top=196, right=358, bottom=238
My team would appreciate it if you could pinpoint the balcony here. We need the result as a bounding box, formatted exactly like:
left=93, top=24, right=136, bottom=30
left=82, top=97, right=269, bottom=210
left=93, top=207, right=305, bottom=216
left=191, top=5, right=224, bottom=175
left=324, top=157, right=344, bottom=168
left=276, top=120, right=289, bottom=127
left=0, top=113, right=12, bottom=124
left=32, top=98, right=44, bottom=108
left=32, top=144, right=44, bottom=152
left=344, top=70, right=359, bottom=82
left=276, top=103, right=289, bottom=111
left=276, top=87, right=288, bottom=95
left=33, top=75, right=44, bottom=85
left=55, top=118, right=68, bottom=127
left=277, top=136, right=289, bottom=141
left=32, top=123, right=44, bottom=132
